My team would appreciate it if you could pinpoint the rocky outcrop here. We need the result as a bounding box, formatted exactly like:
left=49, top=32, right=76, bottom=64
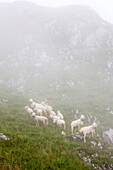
left=103, top=129, right=113, bottom=145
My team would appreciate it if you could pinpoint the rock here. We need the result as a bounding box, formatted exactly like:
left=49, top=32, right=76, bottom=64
left=91, top=140, right=97, bottom=147
left=61, top=131, right=66, bottom=136
left=102, top=128, right=113, bottom=145
left=17, top=85, right=25, bottom=94
left=3, top=98, right=8, bottom=104
left=0, top=133, right=10, bottom=140
left=83, top=156, right=91, bottom=165
left=98, top=142, right=103, bottom=150
left=0, top=98, right=8, bottom=105
left=92, top=164, right=102, bottom=170
left=101, top=164, right=106, bottom=170
left=71, top=134, right=84, bottom=141
left=92, top=153, right=98, bottom=158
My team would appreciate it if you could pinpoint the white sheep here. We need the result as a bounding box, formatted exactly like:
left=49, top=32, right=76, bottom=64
left=57, top=119, right=66, bottom=129
left=29, top=98, right=33, bottom=103
left=30, top=99, right=47, bottom=115
left=52, top=116, right=60, bottom=124
left=80, top=122, right=97, bottom=142
left=25, top=106, right=34, bottom=116
left=49, top=113, right=54, bottom=119
left=71, top=115, right=85, bottom=135
left=34, top=115, right=48, bottom=126
left=41, top=102, right=53, bottom=114
left=29, top=99, right=47, bottom=115
left=34, top=108, right=43, bottom=116
left=31, top=102, right=37, bottom=110
left=31, top=112, right=36, bottom=118
left=49, top=111, right=56, bottom=117
left=46, top=105, right=53, bottom=114
left=34, top=103, right=47, bottom=115
left=41, top=101, right=46, bottom=105
left=57, top=111, right=64, bottom=119
left=29, top=99, right=40, bottom=109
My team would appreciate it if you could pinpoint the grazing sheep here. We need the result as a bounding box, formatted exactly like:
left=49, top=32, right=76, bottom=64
left=34, top=103, right=47, bottom=115
left=31, top=112, right=36, bottom=118
left=49, top=113, right=54, bottom=119
left=45, top=104, right=53, bottom=114
left=25, top=106, right=34, bottom=116
left=71, top=115, right=85, bottom=135
left=49, top=111, right=56, bottom=118
left=57, top=111, right=64, bottom=119
left=41, top=101, right=46, bottom=105
left=57, top=119, right=66, bottom=129
left=49, top=111, right=56, bottom=116
left=29, top=98, right=33, bottom=103
left=31, top=102, right=37, bottom=110
left=34, top=115, right=48, bottom=126
left=29, top=99, right=37, bottom=109
left=41, top=102, right=53, bottom=114
left=80, top=122, right=97, bottom=142
left=29, top=99, right=41, bottom=110
left=30, top=99, right=47, bottom=115
left=34, top=108, right=43, bottom=116
left=52, top=116, right=60, bottom=124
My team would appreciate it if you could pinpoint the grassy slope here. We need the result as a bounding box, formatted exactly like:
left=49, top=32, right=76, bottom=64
left=0, top=87, right=113, bottom=169
left=0, top=88, right=91, bottom=169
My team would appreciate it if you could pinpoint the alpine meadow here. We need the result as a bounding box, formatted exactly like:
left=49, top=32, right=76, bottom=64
left=0, top=1, right=113, bottom=169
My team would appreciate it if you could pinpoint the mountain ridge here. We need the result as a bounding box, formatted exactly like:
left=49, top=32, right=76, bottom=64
left=0, top=2, right=113, bottom=98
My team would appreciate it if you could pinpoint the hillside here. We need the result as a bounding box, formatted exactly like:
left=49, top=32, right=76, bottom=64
left=0, top=2, right=113, bottom=88
left=0, top=1, right=113, bottom=169
left=0, top=2, right=113, bottom=119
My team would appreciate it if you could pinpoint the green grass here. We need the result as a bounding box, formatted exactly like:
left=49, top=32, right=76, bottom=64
left=1, top=48, right=113, bottom=169
left=0, top=92, right=92, bottom=169
left=0, top=88, right=113, bottom=169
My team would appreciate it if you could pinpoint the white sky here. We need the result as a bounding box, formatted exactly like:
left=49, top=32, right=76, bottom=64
left=0, top=0, right=113, bottom=24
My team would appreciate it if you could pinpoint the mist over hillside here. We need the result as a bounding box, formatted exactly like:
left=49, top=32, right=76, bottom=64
left=1, top=2, right=113, bottom=169
left=0, top=1, right=113, bottom=111
left=0, top=2, right=113, bottom=57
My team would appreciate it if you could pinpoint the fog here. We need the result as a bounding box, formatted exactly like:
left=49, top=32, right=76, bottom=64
left=0, top=1, right=113, bottom=168
left=0, top=0, right=113, bottom=24
left=0, top=0, right=113, bottom=125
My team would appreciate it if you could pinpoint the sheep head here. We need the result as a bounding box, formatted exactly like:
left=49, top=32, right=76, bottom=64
left=80, top=115, right=85, bottom=121
left=41, top=102, right=45, bottom=106
left=25, top=106, right=28, bottom=109
left=29, top=98, right=33, bottom=103
left=92, top=122, right=97, bottom=129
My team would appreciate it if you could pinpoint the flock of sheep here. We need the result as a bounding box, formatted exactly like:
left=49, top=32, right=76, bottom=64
left=25, top=99, right=97, bottom=143
left=25, top=99, right=66, bottom=129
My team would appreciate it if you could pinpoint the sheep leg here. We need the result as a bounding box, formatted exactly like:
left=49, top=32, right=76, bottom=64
left=91, top=132, right=93, bottom=138
left=78, top=125, right=81, bottom=132
left=43, top=120, right=45, bottom=125
left=74, top=128, right=76, bottom=135
left=89, top=133, right=92, bottom=138
left=71, top=126, right=74, bottom=135
left=84, top=134, right=86, bottom=143
left=36, top=120, right=39, bottom=126
left=44, top=111, right=47, bottom=115
left=64, top=124, right=65, bottom=130
left=45, top=120, right=48, bottom=126
left=44, top=120, right=46, bottom=126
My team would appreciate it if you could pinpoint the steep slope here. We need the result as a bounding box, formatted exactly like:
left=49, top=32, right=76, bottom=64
left=0, top=2, right=113, bottom=169
left=0, top=2, right=113, bottom=127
